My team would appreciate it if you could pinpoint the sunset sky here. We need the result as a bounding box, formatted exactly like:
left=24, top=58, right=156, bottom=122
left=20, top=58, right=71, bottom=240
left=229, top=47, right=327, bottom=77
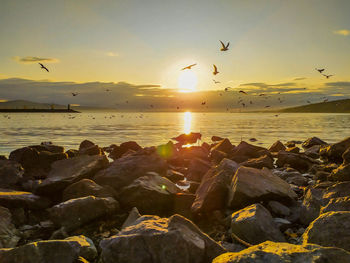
left=0, top=0, right=349, bottom=109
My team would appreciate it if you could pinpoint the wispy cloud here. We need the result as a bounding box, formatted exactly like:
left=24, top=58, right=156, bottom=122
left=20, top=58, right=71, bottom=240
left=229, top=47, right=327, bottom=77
left=294, top=77, right=306, bottom=81
left=333, top=29, right=350, bottom=36
left=325, top=81, right=350, bottom=87
left=13, top=56, right=59, bottom=64
left=106, top=52, right=119, bottom=57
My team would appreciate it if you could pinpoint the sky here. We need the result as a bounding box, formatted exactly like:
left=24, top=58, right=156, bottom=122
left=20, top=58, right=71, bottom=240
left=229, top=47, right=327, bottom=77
left=0, top=0, right=349, bottom=110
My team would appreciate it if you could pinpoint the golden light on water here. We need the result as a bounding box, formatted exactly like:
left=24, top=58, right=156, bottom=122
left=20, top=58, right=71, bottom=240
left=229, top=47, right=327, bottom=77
left=178, top=70, right=198, bottom=93
left=183, top=111, right=192, bottom=134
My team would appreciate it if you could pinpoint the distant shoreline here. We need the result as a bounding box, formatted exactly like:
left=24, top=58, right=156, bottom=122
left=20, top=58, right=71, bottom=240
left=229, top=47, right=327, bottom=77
left=0, top=109, right=80, bottom=113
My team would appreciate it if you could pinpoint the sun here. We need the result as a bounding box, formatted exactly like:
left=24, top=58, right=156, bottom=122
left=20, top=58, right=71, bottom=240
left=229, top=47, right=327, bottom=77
left=178, top=70, right=198, bottom=93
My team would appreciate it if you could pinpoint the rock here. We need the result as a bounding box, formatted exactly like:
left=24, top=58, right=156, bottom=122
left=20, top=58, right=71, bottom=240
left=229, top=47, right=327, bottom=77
left=303, top=211, right=350, bottom=251
left=240, top=154, right=274, bottom=169
left=179, top=146, right=209, bottom=161
left=212, top=136, right=224, bottom=142
left=49, top=196, right=119, bottom=231
left=304, top=145, right=321, bottom=159
left=0, top=160, right=23, bottom=188
left=35, top=155, right=109, bottom=195
left=0, top=156, right=7, bottom=160
left=210, top=149, right=227, bottom=164
left=267, top=201, right=290, bottom=216
left=0, top=206, right=20, bottom=248
left=268, top=140, right=286, bottom=153
left=79, top=140, right=103, bottom=156
left=121, top=207, right=141, bottom=229
left=211, top=138, right=234, bottom=154
left=164, top=169, right=185, bottom=182
left=109, top=141, right=142, bottom=160
left=9, top=147, right=40, bottom=171
left=285, top=141, right=295, bottom=148
left=172, top=132, right=202, bottom=145
left=320, top=137, right=350, bottom=163
left=343, top=147, right=350, bottom=164
left=218, top=241, right=245, bottom=253
left=94, top=152, right=167, bottom=191
left=119, top=174, right=180, bottom=215
left=187, top=158, right=212, bottom=182
left=329, top=163, right=350, bottom=181
left=174, top=193, right=196, bottom=219
left=300, top=187, right=328, bottom=225
left=230, top=204, right=285, bottom=245
left=228, top=167, right=297, bottom=209
left=314, top=171, right=329, bottom=181
left=99, top=214, right=225, bottom=263
left=286, top=146, right=300, bottom=153
left=229, top=141, right=270, bottom=163
left=0, top=235, right=97, bottom=263
left=274, top=218, right=292, bottom=231
left=192, top=159, right=239, bottom=214
left=65, top=149, right=78, bottom=158
left=212, top=241, right=350, bottom=263
left=62, top=179, right=117, bottom=201
left=302, top=137, right=328, bottom=149
left=321, top=196, right=350, bottom=213
left=276, top=151, right=317, bottom=173
left=0, top=188, right=50, bottom=210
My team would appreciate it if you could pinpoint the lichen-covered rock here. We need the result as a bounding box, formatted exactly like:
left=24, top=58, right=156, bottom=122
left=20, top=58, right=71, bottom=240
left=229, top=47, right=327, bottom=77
left=210, top=138, right=234, bottom=154
left=0, top=188, right=51, bottom=210
left=99, top=214, right=225, bottom=263
left=320, top=137, right=350, bottom=163
left=302, top=137, right=327, bottom=149
left=321, top=196, right=350, bottom=213
left=0, top=206, right=20, bottom=248
left=269, top=140, right=286, bottom=153
left=329, top=163, right=350, bottom=181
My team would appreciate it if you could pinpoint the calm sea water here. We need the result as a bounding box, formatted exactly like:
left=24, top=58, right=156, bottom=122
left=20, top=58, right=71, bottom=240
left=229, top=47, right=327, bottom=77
left=1, top=112, right=349, bottom=156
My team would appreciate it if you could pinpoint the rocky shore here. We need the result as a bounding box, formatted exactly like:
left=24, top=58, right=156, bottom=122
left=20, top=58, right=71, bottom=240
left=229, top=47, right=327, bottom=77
left=1, top=135, right=350, bottom=262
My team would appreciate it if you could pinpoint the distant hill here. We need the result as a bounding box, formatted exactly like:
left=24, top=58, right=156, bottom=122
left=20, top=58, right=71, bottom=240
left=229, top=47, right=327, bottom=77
left=0, top=100, right=68, bottom=110
left=280, top=99, right=350, bottom=113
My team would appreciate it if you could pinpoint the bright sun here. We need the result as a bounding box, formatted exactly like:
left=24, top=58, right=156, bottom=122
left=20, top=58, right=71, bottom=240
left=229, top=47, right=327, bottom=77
left=178, top=70, right=198, bottom=93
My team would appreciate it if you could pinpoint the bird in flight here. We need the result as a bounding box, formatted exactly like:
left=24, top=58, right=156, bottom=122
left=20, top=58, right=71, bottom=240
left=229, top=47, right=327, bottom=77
left=315, top=68, right=325, bottom=73
left=322, top=74, right=334, bottom=79
left=219, top=40, right=230, bottom=51
left=72, top=92, right=78, bottom=96
left=39, top=63, right=49, bottom=72
left=213, top=79, right=220, bottom=84
left=213, top=64, right=219, bottom=75
left=106, top=89, right=111, bottom=92
left=259, top=94, right=266, bottom=96
left=239, top=90, right=247, bottom=95
left=265, top=105, right=270, bottom=108
left=225, top=87, right=229, bottom=92
left=182, top=63, right=197, bottom=70
left=201, top=101, right=206, bottom=105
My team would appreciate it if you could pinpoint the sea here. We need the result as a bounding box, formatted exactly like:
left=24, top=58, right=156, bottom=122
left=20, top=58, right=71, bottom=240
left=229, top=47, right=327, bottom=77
left=1, top=112, right=349, bottom=157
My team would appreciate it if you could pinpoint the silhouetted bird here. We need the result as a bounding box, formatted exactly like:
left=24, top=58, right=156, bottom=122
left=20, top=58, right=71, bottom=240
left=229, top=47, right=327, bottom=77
left=72, top=93, right=78, bottom=96
left=307, top=100, right=311, bottom=103
left=213, top=64, right=219, bottom=75
left=259, top=94, right=266, bottom=96
left=322, top=74, right=334, bottom=79
left=225, top=87, right=229, bottom=92
left=201, top=101, right=206, bottom=105
left=323, top=98, right=329, bottom=102
left=106, top=89, right=111, bottom=92
left=315, top=68, right=325, bottom=73
left=250, top=101, right=253, bottom=104
left=239, top=90, right=247, bottom=95
left=150, top=104, right=154, bottom=108
left=242, top=103, right=246, bottom=107
left=213, top=79, right=220, bottom=84
left=39, top=63, right=49, bottom=72
left=219, top=40, right=230, bottom=51
left=182, top=63, right=197, bottom=70
left=265, top=105, right=270, bottom=108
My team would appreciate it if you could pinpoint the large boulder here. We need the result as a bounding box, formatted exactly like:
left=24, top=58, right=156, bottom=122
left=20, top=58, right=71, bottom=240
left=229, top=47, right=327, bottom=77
left=49, top=196, right=119, bottom=231
left=302, top=137, right=327, bottom=149
left=0, top=160, right=23, bottom=188
left=230, top=204, right=285, bottom=245
left=78, top=140, right=103, bottom=156
left=240, top=154, right=274, bottom=169
left=94, top=151, right=167, bottom=191
left=119, top=174, right=181, bottom=215
left=268, top=140, right=286, bottom=153
left=99, top=214, right=225, bottom=263
left=320, top=137, right=350, bottom=163
left=0, top=188, right=50, bottom=210
left=0, top=206, right=20, bottom=248
left=228, top=167, right=297, bottom=209
left=303, top=211, right=350, bottom=251
left=210, top=138, right=234, bottom=154
left=212, top=241, right=350, bottom=263
left=109, top=141, right=142, bottom=160
left=35, top=155, right=109, bottom=195
left=191, top=159, right=239, bottom=214
left=229, top=141, right=270, bottom=163
left=276, top=151, right=317, bottom=173
left=0, top=235, right=97, bottom=263
left=62, top=179, right=117, bottom=201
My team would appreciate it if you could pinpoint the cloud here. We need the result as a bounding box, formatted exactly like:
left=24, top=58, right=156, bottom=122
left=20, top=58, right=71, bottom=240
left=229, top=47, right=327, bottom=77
left=294, top=77, right=306, bottom=81
left=106, top=52, right=119, bottom=57
left=333, top=29, right=350, bottom=36
left=13, top=56, right=59, bottom=64
left=325, top=81, right=350, bottom=87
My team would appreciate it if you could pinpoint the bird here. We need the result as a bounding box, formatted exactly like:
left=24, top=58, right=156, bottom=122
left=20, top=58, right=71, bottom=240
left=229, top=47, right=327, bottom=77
left=150, top=104, right=154, bottom=108
left=239, top=90, right=247, bottom=95
left=38, top=63, right=49, bottom=72
left=201, top=101, right=206, bottom=105
left=224, top=87, right=229, bottom=92
left=274, top=114, right=279, bottom=117
left=323, top=98, right=329, bottom=102
left=242, top=103, right=246, bottom=107
left=265, top=105, right=270, bottom=108
left=219, top=40, right=230, bottom=51
left=182, top=63, right=197, bottom=70
left=250, top=101, right=253, bottom=104
left=106, top=89, right=111, bottom=92
left=307, top=100, right=311, bottom=103
left=259, top=94, right=266, bottom=96
left=315, top=68, right=325, bottom=73
left=322, top=74, right=334, bottom=79
left=213, top=64, right=219, bottom=75
left=213, top=79, right=220, bottom=84
left=72, top=92, right=78, bottom=96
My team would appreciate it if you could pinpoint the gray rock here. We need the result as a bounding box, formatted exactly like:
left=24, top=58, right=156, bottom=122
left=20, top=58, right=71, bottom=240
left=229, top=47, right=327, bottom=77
left=210, top=138, right=234, bottom=154
left=269, top=140, right=286, bottom=153
left=0, top=206, right=20, bottom=248
left=0, top=160, right=23, bottom=188
left=276, top=151, right=318, bottom=173
left=304, top=145, right=321, bottom=159
left=121, top=207, right=141, bottom=229
left=240, top=154, right=274, bottom=169
left=229, top=141, right=270, bottom=163
left=321, top=196, right=350, bottom=213
left=320, top=137, right=350, bottom=163
left=0, top=188, right=51, bottom=210
left=302, top=137, right=328, bottom=149
left=267, top=201, right=291, bottom=216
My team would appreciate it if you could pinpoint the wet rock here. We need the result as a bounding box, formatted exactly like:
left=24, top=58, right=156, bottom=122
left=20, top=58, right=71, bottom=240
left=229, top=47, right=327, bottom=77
left=314, top=171, right=329, bottom=181
left=99, top=214, right=225, bottom=263
left=35, top=155, right=109, bottom=195
left=240, top=154, right=274, bottom=169
left=268, top=140, right=286, bottom=153
left=62, top=179, right=117, bottom=201
left=276, top=151, right=317, bottom=173
left=211, top=138, right=234, bottom=154
left=187, top=158, right=211, bottom=182
left=0, top=160, right=23, bottom=188
left=0, top=206, right=20, bottom=248
left=267, top=201, right=290, bottom=216
left=321, top=196, right=350, bottom=213
left=192, top=159, right=239, bottom=214
left=320, top=137, right=350, bottom=163
left=302, top=137, right=328, bottom=149
left=119, top=174, right=180, bottom=215
left=229, top=141, right=270, bottom=163
left=285, top=141, right=295, bottom=148
left=303, top=211, right=350, bottom=252
left=212, top=241, right=350, bottom=263
left=228, top=167, right=297, bottom=209
left=212, top=136, right=224, bottom=142
left=0, top=235, right=97, bottom=263
left=0, top=189, right=50, bottom=210
left=79, top=140, right=103, bottom=156
left=230, top=204, right=285, bottom=245
left=304, top=145, right=321, bottom=159
left=286, top=146, right=300, bottom=153
left=109, top=141, right=142, bottom=160
left=94, top=152, right=167, bottom=191
left=49, top=196, right=119, bottom=231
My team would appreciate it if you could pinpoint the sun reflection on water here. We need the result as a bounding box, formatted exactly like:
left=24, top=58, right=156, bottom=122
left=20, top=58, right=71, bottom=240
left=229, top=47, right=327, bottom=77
left=183, top=111, right=192, bottom=134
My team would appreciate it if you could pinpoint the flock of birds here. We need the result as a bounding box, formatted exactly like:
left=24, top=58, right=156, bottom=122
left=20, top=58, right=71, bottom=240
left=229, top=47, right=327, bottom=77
left=36, top=40, right=336, bottom=112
